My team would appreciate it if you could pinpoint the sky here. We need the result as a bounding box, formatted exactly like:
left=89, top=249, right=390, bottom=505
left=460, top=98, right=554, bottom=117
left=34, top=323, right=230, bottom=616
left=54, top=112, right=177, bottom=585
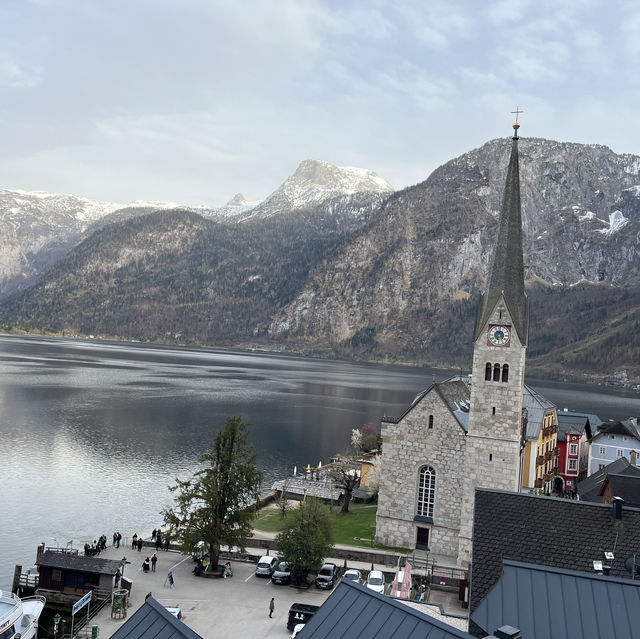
left=1, top=0, right=638, bottom=207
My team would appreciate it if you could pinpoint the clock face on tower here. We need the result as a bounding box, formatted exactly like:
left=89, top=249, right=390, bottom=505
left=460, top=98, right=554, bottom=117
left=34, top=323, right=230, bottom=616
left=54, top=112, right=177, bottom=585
left=488, top=325, right=511, bottom=346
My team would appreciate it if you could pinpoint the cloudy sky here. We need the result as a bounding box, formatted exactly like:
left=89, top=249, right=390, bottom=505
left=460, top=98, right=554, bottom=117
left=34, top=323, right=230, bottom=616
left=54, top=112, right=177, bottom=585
left=0, top=0, right=637, bottom=206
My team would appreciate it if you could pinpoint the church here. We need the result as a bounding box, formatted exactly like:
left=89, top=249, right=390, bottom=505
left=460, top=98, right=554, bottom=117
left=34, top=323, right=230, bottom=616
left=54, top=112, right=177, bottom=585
left=375, top=119, right=529, bottom=568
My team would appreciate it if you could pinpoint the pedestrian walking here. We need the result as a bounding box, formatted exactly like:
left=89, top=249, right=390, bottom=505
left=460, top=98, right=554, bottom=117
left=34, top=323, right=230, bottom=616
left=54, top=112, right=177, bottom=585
left=132, top=533, right=138, bottom=550
left=137, top=538, right=143, bottom=552
left=155, top=531, right=162, bottom=551
left=151, top=553, right=157, bottom=572
left=152, top=529, right=157, bottom=540
left=116, top=532, right=121, bottom=548
left=269, top=598, right=274, bottom=618
left=113, top=532, right=117, bottom=547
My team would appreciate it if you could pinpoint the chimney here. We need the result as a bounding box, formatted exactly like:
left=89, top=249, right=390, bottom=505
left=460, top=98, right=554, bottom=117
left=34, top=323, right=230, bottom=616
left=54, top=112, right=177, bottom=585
left=612, top=496, right=624, bottom=520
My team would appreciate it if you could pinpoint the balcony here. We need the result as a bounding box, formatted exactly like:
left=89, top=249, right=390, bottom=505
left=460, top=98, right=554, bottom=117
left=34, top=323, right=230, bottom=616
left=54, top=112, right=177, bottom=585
left=543, top=472, right=552, bottom=481
left=534, top=479, right=544, bottom=488
left=542, top=424, right=559, bottom=438
left=536, top=455, right=545, bottom=466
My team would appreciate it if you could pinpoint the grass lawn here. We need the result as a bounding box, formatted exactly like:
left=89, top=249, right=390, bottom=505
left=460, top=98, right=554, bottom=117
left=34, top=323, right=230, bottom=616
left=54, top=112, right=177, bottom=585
left=253, top=503, right=409, bottom=553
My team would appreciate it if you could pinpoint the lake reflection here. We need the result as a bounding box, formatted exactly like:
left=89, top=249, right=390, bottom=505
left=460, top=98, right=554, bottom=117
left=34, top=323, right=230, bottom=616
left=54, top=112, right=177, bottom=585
left=0, top=334, right=639, bottom=588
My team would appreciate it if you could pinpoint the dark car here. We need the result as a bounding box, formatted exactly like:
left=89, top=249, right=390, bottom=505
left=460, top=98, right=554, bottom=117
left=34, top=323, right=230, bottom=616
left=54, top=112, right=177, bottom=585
left=271, top=561, right=291, bottom=585
left=287, top=603, right=320, bottom=630
left=314, top=562, right=337, bottom=589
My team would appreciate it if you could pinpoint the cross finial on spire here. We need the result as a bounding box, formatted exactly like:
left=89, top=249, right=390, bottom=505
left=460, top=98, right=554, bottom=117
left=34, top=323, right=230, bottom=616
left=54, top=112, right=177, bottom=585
left=511, top=105, right=523, bottom=138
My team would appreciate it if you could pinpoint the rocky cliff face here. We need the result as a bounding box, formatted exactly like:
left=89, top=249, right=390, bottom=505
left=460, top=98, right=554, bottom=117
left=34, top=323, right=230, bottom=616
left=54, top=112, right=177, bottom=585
left=1, top=138, right=639, bottom=382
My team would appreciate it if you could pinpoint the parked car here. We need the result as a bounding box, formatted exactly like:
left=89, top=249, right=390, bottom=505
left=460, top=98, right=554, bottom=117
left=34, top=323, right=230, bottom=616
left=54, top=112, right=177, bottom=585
left=287, top=603, right=320, bottom=630
left=271, top=561, right=291, bottom=585
left=342, top=568, right=363, bottom=585
left=314, top=562, right=338, bottom=589
left=255, top=555, right=279, bottom=577
left=366, top=570, right=385, bottom=594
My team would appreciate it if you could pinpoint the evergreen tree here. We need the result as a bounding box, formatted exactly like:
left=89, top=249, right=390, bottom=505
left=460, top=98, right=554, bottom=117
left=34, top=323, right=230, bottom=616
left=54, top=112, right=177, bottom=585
left=162, top=416, right=263, bottom=569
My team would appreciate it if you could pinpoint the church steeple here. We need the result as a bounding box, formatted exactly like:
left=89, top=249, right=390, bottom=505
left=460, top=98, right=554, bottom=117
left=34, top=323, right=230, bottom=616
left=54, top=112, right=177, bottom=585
left=475, top=121, right=528, bottom=345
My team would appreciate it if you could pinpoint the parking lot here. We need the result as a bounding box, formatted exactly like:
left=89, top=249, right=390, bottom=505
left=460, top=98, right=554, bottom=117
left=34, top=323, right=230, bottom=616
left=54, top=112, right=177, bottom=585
left=94, top=547, right=332, bottom=638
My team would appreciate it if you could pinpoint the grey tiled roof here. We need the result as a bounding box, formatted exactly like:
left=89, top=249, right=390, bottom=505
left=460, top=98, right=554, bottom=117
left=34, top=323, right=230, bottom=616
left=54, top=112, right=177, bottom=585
left=471, top=560, right=640, bottom=639
left=577, top=457, right=640, bottom=502
left=110, top=595, right=203, bottom=639
left=600, top=473, right=640, bottom=507
left=37, top=550, right=122, bottom=575
left=475, top=136, right=528, bottom=345
left=557, top=411, right=601, bottom=441
left=469, top=488, right=640, bottom=633
left=385, top=376, right=471, bottom=431
left=594, top=418, right=640, bottom=441
left=300, top=579, right=474, bottom=639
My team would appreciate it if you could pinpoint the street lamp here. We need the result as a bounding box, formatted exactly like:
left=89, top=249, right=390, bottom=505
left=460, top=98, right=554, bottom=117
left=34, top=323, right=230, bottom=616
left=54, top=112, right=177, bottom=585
left=53, top=613, right=61, bottom=639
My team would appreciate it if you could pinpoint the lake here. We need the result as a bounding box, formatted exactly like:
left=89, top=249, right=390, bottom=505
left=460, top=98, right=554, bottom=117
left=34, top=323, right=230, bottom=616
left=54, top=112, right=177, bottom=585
left=1, top=334, right=639, bottom=588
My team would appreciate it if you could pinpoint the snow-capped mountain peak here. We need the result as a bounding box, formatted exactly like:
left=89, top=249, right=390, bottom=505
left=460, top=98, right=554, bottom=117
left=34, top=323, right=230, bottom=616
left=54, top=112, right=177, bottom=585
left=245, top=159, right=393, bottom=220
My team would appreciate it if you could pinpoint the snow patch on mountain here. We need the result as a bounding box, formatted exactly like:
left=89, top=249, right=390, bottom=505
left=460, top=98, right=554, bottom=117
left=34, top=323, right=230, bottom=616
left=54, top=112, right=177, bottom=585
left=599, top=210, right=629, bottom=235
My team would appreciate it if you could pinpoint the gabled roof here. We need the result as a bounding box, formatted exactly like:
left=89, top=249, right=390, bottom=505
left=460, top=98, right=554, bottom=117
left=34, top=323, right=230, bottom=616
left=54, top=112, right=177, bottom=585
left=522, top=384, right=556, bottom=440
left=110, top=595, right=203, bottom=639
left=36, top=550, right=122, bottom=575
left=475, top=135, right=528, bottom=345
left=557, top=411, right=601, bottom=442
left=383, top=376, right=470, bottom=432
left=471, top=560, right=640, bottom=639
left=469, top=489, right=640, bottom=624
left=599, top=473, right=640, bottom=507
left=577, top=457, right=640, bottom=502
left=593, top=418, right=640, bottom=441
left=299, top=579, right=474, bottom=639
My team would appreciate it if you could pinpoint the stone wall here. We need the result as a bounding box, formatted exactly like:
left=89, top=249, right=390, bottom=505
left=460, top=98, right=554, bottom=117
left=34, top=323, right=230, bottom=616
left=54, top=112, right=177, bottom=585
left=376, top=386, right=466, bottom=560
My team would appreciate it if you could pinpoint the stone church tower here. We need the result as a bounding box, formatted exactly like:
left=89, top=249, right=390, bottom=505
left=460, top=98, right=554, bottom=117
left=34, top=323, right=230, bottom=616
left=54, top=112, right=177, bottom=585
left=457, top=122, right=528, bottom=566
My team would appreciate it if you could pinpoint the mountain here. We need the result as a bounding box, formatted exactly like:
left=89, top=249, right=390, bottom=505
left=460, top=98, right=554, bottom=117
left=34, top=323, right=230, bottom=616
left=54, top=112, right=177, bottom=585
left=0, top=161, right=390, bottom=298
left=1, top=139, right=639, bottom=384
left=243, top=159, right=393, bottom=221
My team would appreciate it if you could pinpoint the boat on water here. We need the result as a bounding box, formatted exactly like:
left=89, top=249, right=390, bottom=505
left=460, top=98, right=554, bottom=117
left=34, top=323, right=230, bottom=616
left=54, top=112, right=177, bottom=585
left=0, top=590, right=46, bottom=639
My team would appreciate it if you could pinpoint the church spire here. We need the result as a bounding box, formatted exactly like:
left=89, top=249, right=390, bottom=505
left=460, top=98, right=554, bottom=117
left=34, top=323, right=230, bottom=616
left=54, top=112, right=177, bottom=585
left=475, top=118, right=528, bottom=344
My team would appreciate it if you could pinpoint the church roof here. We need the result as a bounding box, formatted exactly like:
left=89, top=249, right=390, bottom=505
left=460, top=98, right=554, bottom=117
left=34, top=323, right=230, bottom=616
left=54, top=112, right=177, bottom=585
left=469, top=488, right=640, bottom=628
left=471, top=560, right=640, bottom=639
left=385, top=376, right=471, bottom=431
left=475, top=133, right=528, bottom=345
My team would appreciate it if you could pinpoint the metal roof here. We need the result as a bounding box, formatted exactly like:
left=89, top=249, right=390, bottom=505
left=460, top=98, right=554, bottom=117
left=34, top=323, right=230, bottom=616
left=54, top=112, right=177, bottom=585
left=36, top=550, right=122, bottom=575
left=471, top=560, right=640, bottom=639
left=110, top=595, right=203, bottom=639
left=475, top=136, right=528, bottom=345
left=299, top=580, right=474, bottom=639
left=523, top=384, right=556, bottom=440
left=469, top=488, right=640, bottom=627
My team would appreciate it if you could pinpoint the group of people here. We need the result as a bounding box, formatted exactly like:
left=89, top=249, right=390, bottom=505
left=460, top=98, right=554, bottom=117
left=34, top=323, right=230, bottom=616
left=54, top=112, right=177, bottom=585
left=142, top=553, right=158, bottom=573
left=84, top=534, right=108, bottom=556
left=112, top=532, right=122, bottom=548
left=192, top=558, right=232, bottom=578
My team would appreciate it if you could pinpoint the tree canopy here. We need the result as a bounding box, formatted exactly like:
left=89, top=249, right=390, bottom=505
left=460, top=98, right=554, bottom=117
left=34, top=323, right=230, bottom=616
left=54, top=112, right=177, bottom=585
left=275, top=498, right=333, bottom=585
left=162, top=416, right=263, bottom=568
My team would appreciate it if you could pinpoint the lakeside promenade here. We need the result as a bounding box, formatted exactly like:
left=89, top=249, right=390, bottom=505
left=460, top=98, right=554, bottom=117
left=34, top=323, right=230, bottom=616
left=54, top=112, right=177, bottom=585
left=87, top=537, right=467, bottom=639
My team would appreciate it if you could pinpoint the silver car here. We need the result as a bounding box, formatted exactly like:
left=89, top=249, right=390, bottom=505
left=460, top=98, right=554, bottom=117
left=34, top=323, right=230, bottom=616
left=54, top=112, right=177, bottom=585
left=255, top=555, right=278, bottom=577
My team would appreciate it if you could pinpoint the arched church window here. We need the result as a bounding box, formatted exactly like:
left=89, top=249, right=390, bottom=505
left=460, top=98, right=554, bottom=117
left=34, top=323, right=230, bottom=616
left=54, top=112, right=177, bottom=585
left=485, top=363, right=492, bottom=381
left=501, top=364, right=509, bottom=382
left=417, top=466, right=435, bottom=518
left=493, top=363, right=501, bottom=381
left=428, top=415, right=434, bottom=429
